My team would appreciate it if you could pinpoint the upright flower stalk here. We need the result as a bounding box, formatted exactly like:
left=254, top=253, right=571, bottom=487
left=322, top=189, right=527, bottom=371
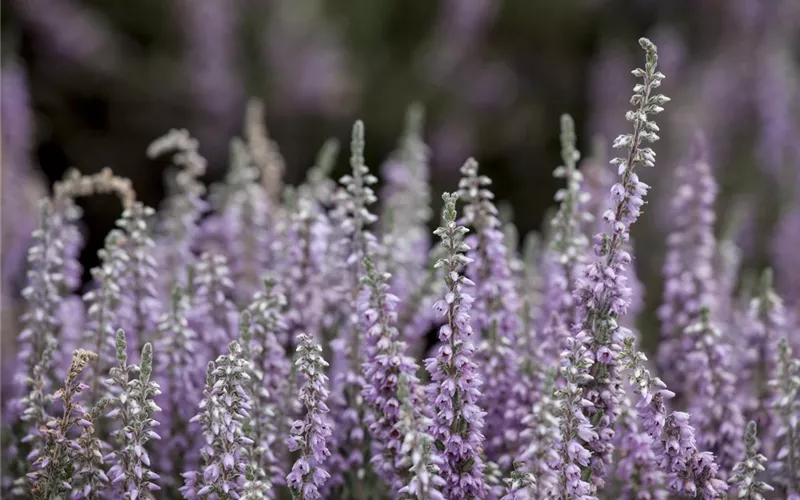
left=286, top=334, right=333, bottom=500
left=619, top=338, right=728, bottom=498
left=359, top=254, right=424, bottom=489
left=728, top=421, right=774, bottom=499
left=29, top=349, right=98, bottom=499
left=246, top=278, right=293, bottom=486
left=546, top=114, right=592, bottom=330
left=769, top=338, right=800, bottom=497
left=396, top=374, right=446, bottom=500
left=181, top=341, right=254, bottom=499
left=572, top=37, right=668, bottom=487
left=657, top=135, right=719, bottom=398
left=425, top=192, right=487, bottom=499
left=458, top=158, right=525, bottom=468
left=684, top=308, right=746, bottom=478
left=107, top=331, right=162, bottom=499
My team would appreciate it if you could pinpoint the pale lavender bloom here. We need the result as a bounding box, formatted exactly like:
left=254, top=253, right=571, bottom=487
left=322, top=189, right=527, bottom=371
left=202, top=139, right=273, bottom=303
left=147, top=129, right=208, bottom=294
left=683, top=309, right=746, bottom=479
left=396, top=374, right=446, bottom=500
left=570, top=38, right=669, bottom=487
left=518, top=367, right=559, bottom=498
left=28, top=349, right=98, bottom=498
left=425, top=192, right=487, bottom=499
left=619, top=338, right=728, bottom=499
left=545, top=114, right=592, bottom=330
left=273, top=196, right=330, bottom=348
left=326, top=121, right=379, bottom=490
left=246, top=279, right=293, bottom=487
left=286, top=334, right=333, bottom=500
left=768, top=338, right=800, bottom=497
left=191, top=252, right=238, bottom=356
left=614, top=394, right=667, bottom=500
left=380, top=104, right=433, bottom=331
left=657, top=134, right=719, bottom=397
left=459, top=158, right=524, bottom=468
left=71, top=397, right=111, bottom=500
left=746, top=269, right=787, bottom=454
left=554, top=331, right=597, bottom=500
left=500, top=462, right=536, bottom=499
left=116, top=203, right=161, bottom=356
left=106, top=333, right=162, bottom=498
left=181, top=341, right=253, bottom=499
left=728, top=421, right=774, bottom=500
left=359, top=255, right=425, bottom=489
left=154, top=286, right=202, bottom=488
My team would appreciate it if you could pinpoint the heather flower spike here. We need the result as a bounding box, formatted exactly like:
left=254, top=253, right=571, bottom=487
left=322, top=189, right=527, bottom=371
left=107, top=332, right=162, bottom=499
left=286, top=334, right=332, bottom=500
left=29, top=349, right=98, bottom=499
left=571, top=36, right=668, bottom=488
left=182, top=341, right=254, bottom=499
left=769, top=338, right=800, bottom=497
left=395, top=374, right=446, bottom=500
left=547, top=113, right=591, bottom=329
left=728, top=421, right=774, bottom=500
left=425, top=191, right=487, bottom=499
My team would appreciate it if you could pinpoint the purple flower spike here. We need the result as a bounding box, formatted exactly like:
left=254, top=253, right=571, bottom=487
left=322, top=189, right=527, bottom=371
left=425, top=191, right=488, bottom=499
left=286, top=334, right=333, bottom=500
left=458, top=158, right=525, bottom=468
left=657, top=133, right=719, bottom=398
left=571, top=37, right=669, bottom=488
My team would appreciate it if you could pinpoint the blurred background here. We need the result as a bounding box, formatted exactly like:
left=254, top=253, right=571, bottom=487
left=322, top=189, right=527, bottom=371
left=2, top=0, right=799, bottom=352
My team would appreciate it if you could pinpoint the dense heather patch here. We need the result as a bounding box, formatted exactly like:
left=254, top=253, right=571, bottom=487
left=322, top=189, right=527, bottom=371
left=2, top=38, right=799, bottom=500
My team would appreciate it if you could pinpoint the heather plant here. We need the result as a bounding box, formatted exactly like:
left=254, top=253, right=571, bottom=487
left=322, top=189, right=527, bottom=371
left=5, top=34, right=800, bottom=500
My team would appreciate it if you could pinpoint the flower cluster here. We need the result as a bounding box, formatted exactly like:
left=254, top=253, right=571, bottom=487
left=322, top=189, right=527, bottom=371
left=4, top=35, right=800, bottom=500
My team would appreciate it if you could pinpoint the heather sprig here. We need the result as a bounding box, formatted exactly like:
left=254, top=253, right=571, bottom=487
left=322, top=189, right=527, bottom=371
left=10, top=338, right=57, bottom=496
left=728, top=421, right=774, bottom=500
left=246, top=278, right=293, bottom=485
left=618, top=337, right=728, bottom=498
left=359, top=253, right=423, bottom=489
left=147, top=128, right=208, bottom=292
left=747, top=269, right=787, bottom=449
left=116, top=202, right=161, bottom=355
left=554, top=330, right=597, bottom=500
left=286, top=334, right=333, bottom=500
left=500, top=462, right=536, bottom=500
left=182, top=341, right=254, bottom=499
left=657, top=134, right=719, bottom=398
left=380, top=103, right=432, bottom=306
left=326, top=120, right=380, bottom=492
left=684, top=308, right=746, bottom=478
left=72, top=397, right=111, bottom=500
left=571, top=37, right=667, bottom=487
left=192, top=252, right=238, bottom=354
left=547, top=113, right=592, bottom=329
left=154, top=285, right=201, bottom=489
left=769, top=338, right=800, bottom=497
left=244, top=98, right=286, bottom=205
left=458, top=158, right=524, bottom=468
left=395, top=374, right=445, bottom=500
left=612, top=393, right=666, bottom=500
left=239, top=311, right=275, bottom=496
left=107, top=332, right=162, bottom=499
left=29, top=349, right=98, bottom=499
left=518, top=367, right=559, bottom=498
left=425, top=191, right=487, bottom=499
